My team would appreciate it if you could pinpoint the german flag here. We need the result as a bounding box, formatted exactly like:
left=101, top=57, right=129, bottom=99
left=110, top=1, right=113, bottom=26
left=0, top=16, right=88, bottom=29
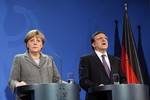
left=121, top=4, right=144, bottom=84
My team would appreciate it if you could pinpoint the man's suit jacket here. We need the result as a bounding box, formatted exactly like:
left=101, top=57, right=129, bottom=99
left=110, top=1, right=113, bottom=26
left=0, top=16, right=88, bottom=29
left=79, top=52, right=127, bottom=100
left=8, top=52, right=61, bottom=93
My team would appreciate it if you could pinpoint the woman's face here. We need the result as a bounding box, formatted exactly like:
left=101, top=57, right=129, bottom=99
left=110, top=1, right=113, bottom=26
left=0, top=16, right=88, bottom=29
left=27, top=36, right=43, bottom=53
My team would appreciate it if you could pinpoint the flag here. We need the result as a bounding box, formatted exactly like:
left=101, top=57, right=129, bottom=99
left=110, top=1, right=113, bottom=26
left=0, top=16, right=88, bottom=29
left=121, top=6, right=144, bottom=84
left=114, top=20, right=121, bottom=58
left=137, top=26, right=150, bottom=85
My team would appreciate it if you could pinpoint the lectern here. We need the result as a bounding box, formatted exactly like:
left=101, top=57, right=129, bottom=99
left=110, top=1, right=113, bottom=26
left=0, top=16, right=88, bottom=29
left=88, top=84, right=149, bottom=100
left=16, top=83, right=80, bottom=100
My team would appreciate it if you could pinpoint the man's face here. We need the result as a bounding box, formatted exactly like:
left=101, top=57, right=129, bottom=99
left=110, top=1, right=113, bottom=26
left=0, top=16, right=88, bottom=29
left=92, top=33, right=108, bottom=52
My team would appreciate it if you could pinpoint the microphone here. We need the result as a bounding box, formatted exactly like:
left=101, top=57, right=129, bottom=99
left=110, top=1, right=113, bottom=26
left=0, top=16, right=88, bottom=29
left=115, top=56, right=126, bottom=62
left=53, top=54, right=63, bottom=83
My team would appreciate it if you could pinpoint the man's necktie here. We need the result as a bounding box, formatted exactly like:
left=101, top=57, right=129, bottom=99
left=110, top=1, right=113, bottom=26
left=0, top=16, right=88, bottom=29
left=101, top=55, right=111, bottom=78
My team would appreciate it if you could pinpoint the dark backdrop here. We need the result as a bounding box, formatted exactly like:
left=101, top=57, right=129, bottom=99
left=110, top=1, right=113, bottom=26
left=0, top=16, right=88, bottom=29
left=0, top=0, right=150, bottom=100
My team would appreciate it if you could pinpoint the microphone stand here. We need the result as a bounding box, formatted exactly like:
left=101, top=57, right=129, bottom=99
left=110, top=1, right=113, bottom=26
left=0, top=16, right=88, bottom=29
left=53, top=54, right=63, bottom=83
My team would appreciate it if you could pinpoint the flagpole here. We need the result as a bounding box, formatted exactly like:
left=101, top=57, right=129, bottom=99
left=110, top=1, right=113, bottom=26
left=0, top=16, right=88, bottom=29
left=124, top=3, right=134, bottom=83
left=125, top=3, right=128, bottom=11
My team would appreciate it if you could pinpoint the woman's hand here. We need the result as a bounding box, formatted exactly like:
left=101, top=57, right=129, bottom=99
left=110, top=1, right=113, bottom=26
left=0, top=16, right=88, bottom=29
left=16, top=81, right=27, bottom=87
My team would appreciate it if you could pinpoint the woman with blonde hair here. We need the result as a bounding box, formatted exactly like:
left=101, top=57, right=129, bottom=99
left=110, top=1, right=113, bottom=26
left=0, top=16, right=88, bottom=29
left=8, top=29, right=61, bottom=100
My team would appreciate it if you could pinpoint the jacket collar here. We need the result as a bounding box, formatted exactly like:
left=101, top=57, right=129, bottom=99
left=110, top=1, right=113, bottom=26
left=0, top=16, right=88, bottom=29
left=24, top=52, right=46, bottom=68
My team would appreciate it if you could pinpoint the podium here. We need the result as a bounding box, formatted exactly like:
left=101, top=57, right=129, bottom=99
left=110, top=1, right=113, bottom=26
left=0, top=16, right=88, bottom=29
left=16, top=83, right=80, bottom=100
left=88, top=84, right=149, bottom=100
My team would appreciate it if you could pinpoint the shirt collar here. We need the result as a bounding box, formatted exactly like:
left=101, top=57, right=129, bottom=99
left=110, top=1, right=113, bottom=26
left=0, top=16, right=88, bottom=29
left=95, top=50, right=108, bottom=58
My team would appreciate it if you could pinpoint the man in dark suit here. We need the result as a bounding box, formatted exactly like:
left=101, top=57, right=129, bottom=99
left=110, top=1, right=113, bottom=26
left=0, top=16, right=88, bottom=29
left=79, top=32, right=127, bottom=100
